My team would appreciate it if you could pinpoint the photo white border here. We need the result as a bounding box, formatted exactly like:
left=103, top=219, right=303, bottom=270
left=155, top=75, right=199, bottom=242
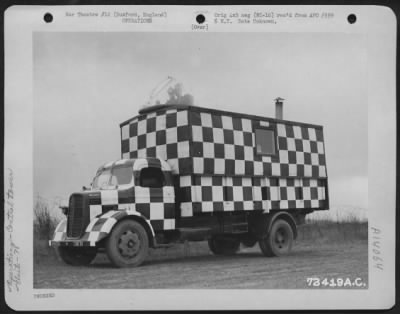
left=4, top=5, right=396, bottom=310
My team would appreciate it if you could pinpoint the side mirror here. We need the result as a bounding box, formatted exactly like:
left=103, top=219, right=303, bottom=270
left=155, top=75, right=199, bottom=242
left=82, top=186, right=89, bottom=191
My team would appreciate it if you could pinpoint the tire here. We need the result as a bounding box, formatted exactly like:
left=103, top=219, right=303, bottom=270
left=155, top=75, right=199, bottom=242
left=56, top=247, right=97, bottom=266
left=106, top=220, right=149, bottom=267
left=259, top=219, right=294, bottom=257
left=208, top=235, right=240, bottom=255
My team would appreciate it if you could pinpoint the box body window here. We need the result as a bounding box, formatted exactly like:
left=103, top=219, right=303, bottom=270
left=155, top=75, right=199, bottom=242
left=255, top=128, right=276, bottom=156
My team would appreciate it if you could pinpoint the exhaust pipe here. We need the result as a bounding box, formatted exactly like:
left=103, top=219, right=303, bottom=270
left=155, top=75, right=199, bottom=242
left=275, top=97, right=284, bottom=120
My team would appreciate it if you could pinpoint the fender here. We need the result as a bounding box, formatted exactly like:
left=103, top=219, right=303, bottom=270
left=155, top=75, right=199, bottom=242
left=81, top=210, right=155, bottom=246
left=265, top=211, right=298, bottom=239
left=49, top=219, right=67, bottom=245
left=249, top=211, right=298, bottom=240
left=49, top=210, right=155, bottom=247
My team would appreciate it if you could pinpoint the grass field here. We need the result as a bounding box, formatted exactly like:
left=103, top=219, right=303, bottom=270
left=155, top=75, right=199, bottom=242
left=34, top=198, right=368, bottom=289
left=35, top=225, right=368, bottom=289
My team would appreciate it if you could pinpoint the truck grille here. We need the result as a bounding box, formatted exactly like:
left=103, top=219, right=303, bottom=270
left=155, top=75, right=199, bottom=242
left=67, top=194, right=88, bottom=238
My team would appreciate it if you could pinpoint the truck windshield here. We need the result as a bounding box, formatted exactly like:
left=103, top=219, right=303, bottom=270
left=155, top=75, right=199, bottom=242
left=92, top=165, right=133, bottom=189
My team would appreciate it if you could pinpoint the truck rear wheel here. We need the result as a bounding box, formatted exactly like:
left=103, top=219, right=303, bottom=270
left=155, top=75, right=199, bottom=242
left=259, top=219, right=294, bottom=257
left=106, top=220, right=149, bottom=267
left=56, top=247, right=97, bottom=266
left=208, top=235, right=240, bottom=255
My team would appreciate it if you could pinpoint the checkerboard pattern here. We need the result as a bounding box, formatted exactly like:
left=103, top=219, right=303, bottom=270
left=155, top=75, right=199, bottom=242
left=86, top=189, right=175, bottom=231
left=50, top=210, right=157, bottom=247
left=87, top=158, right=175, bottom=231
left=49, top=219, right=68, bottom=245
left=190, top=110, right=327, bottom=178
left=79, top=209, right=158, bottom=246
left=268, top=178, right=326, bottom=210
left=51, top=158, right=176, bottom=247
left=120, top=106, right=326, bottom=179
left=178, top=175, right=327, bottom=217
left=120, top=106, right=329, bottom=216
left=121, top=108, right=191, bottom=173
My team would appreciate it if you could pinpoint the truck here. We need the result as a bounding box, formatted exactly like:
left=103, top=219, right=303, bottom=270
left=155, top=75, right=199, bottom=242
left=50, top=103, right=329, bottom=267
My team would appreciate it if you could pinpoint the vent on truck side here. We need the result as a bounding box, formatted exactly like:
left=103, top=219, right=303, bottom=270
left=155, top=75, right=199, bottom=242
left=67, top=194, right=87, bottom=238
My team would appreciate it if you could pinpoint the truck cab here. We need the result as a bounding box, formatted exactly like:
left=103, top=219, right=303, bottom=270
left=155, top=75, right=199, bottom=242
left=51, top=158, right=177, bottom=267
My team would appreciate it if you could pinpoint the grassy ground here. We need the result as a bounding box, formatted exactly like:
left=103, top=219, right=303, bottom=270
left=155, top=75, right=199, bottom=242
left=34, top=198, right=60, bottom=264
left=35, top=231, right=368, bottom=289
left=34, top=200, right=368, bottom=289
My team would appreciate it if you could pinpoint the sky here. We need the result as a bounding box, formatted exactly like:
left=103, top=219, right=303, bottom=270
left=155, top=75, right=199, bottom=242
left=33, top=32, right=368, bottom=212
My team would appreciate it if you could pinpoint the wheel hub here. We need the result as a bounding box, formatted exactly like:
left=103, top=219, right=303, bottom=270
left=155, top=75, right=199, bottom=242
left=118, top=230, right=140, bottom=258
left=275, top=229, right=287, bottom=249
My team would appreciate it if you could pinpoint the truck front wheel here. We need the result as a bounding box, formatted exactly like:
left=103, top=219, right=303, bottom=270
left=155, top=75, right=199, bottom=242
left=56, top=247, right=97, bottom=266
left=208, top=235, right=240, bottom=255
left=259, top=219, right=294, bottom=257
left=106, top=220, right=149, bottom=267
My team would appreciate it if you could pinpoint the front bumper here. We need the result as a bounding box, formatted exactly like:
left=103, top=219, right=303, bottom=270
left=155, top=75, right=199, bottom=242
left=49, top=239, right=95, bottom=247
left=49, top=218, right=100, bottom=247
left=50, top=210, right=154, bottom=248
left=49, top=211, right=119, bottom=248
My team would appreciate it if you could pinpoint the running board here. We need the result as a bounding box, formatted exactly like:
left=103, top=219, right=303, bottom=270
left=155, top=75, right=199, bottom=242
left=178, top=228, right=212, bottom=241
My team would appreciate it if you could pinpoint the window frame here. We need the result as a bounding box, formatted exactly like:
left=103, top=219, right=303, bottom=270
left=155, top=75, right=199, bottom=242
left=138, top=166, right=166, bottom=188
left=92, top=168, right=112, bottom=189
left=93, top=164, right=135, bottom=189
left=109, top=164, right=134, bottom=187
left=254, top=126, right=278, bottom=157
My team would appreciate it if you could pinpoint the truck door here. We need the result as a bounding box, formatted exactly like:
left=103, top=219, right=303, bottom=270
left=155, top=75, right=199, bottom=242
left=134, top=165, right=175, bottom=230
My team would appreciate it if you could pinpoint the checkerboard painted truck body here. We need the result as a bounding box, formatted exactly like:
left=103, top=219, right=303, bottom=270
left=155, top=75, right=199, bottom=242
left=51, top=104, right=329, bottom=267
